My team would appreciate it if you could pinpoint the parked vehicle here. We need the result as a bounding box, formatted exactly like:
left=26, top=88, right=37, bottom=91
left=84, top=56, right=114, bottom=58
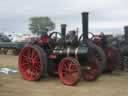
left=18, top=12, right=103, bottom=86
left=0, top=34, right=11, bottom=42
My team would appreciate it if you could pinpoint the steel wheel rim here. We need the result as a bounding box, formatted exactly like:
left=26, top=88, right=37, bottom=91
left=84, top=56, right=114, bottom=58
left=19, top=46, right=43, bottom=80
left=58, top=58, right=80, bottom=85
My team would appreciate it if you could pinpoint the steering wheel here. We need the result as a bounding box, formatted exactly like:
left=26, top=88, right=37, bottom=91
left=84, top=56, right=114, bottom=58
left=49, top=32, right=62, bottom=41
left=48, top=32, right=62, bottom=49
left=79, top=32, right=102, bottom=43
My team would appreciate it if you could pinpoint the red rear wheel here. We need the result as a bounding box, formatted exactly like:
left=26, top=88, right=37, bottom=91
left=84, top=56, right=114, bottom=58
left=58, top=57, right=80, bottom=86
left=18, top=45, right=46, bottom=81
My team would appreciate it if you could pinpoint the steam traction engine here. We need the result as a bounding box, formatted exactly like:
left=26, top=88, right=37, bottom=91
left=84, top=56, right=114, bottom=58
left=113, top=26, right=128, bottom=71
left=18, top=12, right=103, bottom=86
left=79, top=32, right=121, bottom=72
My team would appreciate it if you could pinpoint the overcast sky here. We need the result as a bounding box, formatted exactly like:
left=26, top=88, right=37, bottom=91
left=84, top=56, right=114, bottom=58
left=0, top=0, right=128, bottom=35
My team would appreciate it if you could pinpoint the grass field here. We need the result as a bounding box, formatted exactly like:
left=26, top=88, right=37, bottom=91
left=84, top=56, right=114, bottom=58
left=0, top=54, right=128, bottom=96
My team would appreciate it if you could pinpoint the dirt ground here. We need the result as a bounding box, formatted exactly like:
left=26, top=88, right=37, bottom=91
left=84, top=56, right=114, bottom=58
left=0, top=55, right=128, bottom=96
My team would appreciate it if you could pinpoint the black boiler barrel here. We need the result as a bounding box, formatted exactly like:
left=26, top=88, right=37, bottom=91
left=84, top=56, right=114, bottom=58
left=53, top=47, right=88, bottom=59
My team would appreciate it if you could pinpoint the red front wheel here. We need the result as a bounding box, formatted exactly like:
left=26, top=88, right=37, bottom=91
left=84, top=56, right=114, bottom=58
left=58, top=57, right=81, bottom=86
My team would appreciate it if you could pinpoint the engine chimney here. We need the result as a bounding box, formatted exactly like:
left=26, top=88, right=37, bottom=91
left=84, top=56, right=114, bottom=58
left=82, top=12, right=88, bottom=43
left=61, top=24, right=67, bottom=40
left=124, top=26, right=128, bottom=41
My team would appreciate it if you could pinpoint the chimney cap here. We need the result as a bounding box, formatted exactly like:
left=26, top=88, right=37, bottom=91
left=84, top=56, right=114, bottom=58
left=82, top=12, right=89, bottom=15
left=61, top=24, right=67, bottom=27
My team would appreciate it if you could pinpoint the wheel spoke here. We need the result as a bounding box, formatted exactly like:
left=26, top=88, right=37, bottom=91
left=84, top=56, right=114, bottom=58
left=34, top=65, right=40, bottom=72
left=30, top=69, right=34, bottom=78
left=22, top=63, right=31, bottom=70
left=68, top=63, right=78, bottom=73
left=22, top=55, right=31, bottom=62
left=33, top=55, right=39, bottom=61
left=62, top=67, right=68, bottom=72
left=31, top=50, right=36, bottom=58
left=26, top=48, right=32, bottom=56
left=63, top=63, right=69, bottom=69
left=62, top=71, right=68, bottom=76
left=33, top=59, right=40, bottom=65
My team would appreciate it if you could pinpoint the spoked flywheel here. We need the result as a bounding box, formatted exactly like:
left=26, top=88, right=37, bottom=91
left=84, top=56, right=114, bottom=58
left=18, top=45, right=47, bottom=81
left=58, top=57, right=81, bottom=86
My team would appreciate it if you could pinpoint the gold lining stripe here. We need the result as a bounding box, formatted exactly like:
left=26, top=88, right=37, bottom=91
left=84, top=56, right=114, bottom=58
left=75, top=47, right=79, bottom=58
left=67, top=47, right=70, bottom=56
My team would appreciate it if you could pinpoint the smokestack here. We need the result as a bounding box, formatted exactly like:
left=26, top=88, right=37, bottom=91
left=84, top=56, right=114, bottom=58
left=61, top=24, right=67, bottom=41
left=124, top=26, right=128, bottom=41
left=82, top=12, right=88, bottom=43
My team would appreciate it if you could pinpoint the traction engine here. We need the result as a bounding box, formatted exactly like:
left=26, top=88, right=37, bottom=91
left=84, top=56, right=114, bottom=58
left=113, top=26, right=128, bottom=71
left=79, top=32, right=121, bottom=72
left=18, top=12, right=103, bottom=86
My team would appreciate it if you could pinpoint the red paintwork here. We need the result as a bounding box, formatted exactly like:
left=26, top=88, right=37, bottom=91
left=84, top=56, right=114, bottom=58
left=92, top=35, right=118, bottom=72
left=58, top=57, right=80, bottom=86
left=38, top=35, right=49, bottom=45
left=48, top=54, right=57, bottom=59
left=18, top=46, right=43, bottom=80
left=82, top=62, right=101, bottom=81
left=105, top=47, right=120, bottom=72
left=106, top=47, right=113, bottom=59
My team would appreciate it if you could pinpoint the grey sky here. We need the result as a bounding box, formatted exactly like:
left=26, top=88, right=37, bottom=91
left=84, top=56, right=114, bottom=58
left=0, top=0, right=128, bottom=35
